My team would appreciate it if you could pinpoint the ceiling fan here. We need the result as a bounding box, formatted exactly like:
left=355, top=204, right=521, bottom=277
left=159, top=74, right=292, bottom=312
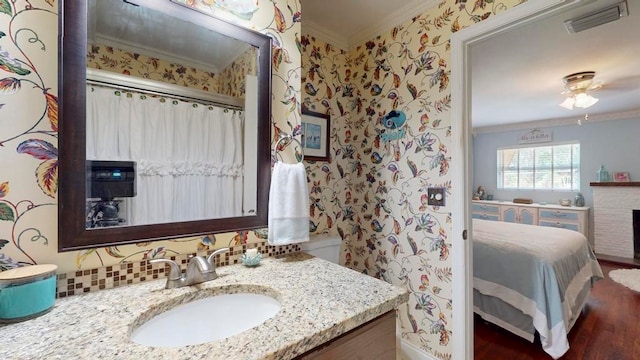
left=559, top=71, right=603, bottom=110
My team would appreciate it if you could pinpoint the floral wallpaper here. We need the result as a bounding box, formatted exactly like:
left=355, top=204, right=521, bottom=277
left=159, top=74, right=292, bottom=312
left=0, top=0, right=59, bottom=271
left=0, top=0, right=301, bottom=274
left=219, top=46, right=258, bottom=98
left=86, top=43, right=222, bottom=93
left=87, top=42, right=259, bottom=99
left=302, top=0, right=524, bottom=358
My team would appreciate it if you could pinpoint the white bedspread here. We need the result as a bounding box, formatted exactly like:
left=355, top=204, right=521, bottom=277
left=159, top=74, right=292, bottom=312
left=473, top=219, right=603, bottom=359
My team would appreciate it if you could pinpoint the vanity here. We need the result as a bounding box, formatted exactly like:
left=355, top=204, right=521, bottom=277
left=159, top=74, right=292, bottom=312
left=0, top=253, right=408, bottom=359
left=33, top=2, right=410, bottom=357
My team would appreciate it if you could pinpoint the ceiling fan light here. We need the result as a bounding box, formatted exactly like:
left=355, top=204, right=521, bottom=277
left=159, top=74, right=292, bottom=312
left=559, top=96, right=575, bottom=110
left=559, top=71, right=602, bottom=110
left=574, top=93, right=598, bottom=108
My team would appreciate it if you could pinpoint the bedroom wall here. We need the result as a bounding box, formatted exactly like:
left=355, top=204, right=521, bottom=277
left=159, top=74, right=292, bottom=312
left=473, top=115, right=640, bottom=241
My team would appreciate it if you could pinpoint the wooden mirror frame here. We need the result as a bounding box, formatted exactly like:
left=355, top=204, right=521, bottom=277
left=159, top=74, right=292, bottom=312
left=58, top=0, right=272, bottom=251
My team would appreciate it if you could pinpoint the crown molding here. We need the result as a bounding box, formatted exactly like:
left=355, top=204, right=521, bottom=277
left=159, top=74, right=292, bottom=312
left=92, top=34, right=221, bottom=73
left=303, top=0, right=439, bottom=51
left=349, top=0, right=440, bottom=49
left=304, top=19, right=349, bottom=51
left=472, top=109, right=640, bottom=135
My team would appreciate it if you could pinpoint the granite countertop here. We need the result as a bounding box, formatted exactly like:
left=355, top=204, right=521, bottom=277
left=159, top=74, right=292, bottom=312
left=0, top=253, right=408, bottom=360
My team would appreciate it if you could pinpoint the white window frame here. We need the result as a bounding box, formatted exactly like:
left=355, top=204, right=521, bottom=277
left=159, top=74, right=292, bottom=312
left=497, top=141, right=580, bottom=191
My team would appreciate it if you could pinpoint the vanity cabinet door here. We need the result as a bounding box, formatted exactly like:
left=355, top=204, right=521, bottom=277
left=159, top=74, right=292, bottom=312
left=297, top=311, right=396, bottom=359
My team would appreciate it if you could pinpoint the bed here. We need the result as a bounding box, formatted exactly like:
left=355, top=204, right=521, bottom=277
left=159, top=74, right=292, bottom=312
left=473, top=218, right=603, bottom=359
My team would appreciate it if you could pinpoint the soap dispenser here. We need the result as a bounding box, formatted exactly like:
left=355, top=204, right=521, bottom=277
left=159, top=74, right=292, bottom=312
left=596, top=165, right=610, bottom=182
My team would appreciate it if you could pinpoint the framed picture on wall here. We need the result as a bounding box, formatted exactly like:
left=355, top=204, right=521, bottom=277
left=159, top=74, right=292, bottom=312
left=301, top=109, right=331, bottom=162
left=613, top=172, right=630, bottom=182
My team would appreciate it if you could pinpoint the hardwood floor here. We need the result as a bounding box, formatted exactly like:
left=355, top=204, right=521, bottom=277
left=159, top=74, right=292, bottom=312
left=474, top=261, right=640, bottom=359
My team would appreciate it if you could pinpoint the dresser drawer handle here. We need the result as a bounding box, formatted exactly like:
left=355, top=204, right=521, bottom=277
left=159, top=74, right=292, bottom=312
left=554, top=222, right=566, bottom=228
left=552, top=211, right=567, bottom=217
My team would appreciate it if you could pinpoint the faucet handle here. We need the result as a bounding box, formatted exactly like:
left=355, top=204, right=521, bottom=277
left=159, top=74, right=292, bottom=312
left=149, top=258, right=182, bottom=280
left=206, top=247, right=230, bottom=268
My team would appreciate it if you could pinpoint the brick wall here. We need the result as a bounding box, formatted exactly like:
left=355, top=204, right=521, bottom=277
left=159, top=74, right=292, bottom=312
left=593, top=187, right=640, bottom=258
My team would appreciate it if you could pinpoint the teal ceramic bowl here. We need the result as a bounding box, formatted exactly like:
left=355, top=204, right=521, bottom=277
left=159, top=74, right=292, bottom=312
left=241, top=253, right=262, bottom=267
left=0, top=264, right=57, bottom=323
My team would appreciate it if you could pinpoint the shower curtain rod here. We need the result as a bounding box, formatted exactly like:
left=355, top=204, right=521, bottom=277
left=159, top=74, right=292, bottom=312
left=86, top=68, right=245, bottom=110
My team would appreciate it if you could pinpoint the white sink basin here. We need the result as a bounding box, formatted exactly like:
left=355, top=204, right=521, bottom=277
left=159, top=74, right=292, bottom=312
left=130, top=293, right=280, bottom=347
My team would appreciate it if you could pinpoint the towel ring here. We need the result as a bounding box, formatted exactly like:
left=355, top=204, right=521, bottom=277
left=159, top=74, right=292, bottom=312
left=274, top=134, right=304, bottom=163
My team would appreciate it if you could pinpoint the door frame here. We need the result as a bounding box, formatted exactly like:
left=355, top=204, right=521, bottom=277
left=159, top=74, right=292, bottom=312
left=449, top=0, right=583, bottom=358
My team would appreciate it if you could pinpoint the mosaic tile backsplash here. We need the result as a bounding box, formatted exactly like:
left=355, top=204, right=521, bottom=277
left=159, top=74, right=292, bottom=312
left=56, top=242, right=300, bottom=298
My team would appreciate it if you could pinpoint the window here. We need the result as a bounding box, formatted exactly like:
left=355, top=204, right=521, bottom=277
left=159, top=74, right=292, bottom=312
left=497, top=142, right=580, bottom=191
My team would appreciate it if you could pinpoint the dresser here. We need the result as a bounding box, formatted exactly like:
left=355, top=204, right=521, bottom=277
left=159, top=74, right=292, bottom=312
left=472, top=200, right=589, bottom=238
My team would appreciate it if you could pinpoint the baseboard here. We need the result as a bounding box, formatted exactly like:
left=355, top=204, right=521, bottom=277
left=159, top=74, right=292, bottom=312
left=397, top=336, right=437, bottom=360
left=596, top=253, right=640, bottom=268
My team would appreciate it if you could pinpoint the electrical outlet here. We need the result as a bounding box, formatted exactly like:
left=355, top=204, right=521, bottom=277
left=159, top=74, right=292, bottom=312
left=427, top=188, right=446, bottom=206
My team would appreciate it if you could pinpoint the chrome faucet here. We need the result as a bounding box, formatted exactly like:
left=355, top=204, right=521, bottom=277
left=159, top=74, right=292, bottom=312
left=150, top=248, right=230, bottom=289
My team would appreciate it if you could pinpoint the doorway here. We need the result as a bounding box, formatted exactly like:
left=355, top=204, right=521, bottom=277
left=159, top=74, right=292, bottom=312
left=449, top=0, right=584, bottom=358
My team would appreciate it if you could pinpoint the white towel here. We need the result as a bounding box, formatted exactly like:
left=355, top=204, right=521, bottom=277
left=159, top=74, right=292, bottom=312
left=268, top=162, right=310, bottom=245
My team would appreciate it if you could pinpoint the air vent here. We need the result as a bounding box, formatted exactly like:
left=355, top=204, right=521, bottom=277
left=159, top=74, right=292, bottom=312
left=564, top=1, right=628, bottom=33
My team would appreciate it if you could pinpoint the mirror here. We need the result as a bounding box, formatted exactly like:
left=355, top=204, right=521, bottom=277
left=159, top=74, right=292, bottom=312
left=59, top=0, right=272, bottom=251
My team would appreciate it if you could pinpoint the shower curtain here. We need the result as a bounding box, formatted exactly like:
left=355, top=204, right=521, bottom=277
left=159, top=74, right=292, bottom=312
left=86, top=85, right=244, bottom=226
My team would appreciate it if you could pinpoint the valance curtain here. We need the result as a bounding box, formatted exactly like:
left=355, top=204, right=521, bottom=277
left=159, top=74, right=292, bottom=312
left=86, top=85, right=244, bottom=226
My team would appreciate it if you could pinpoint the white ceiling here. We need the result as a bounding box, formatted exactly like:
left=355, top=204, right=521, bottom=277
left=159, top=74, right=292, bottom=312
left=88, top=0, right=250, bottom=73
left=303, top=0, right=640, bottom=130
left=470, top=0, right=640, bottom=130
left=302, top=0, right=439, bottom=50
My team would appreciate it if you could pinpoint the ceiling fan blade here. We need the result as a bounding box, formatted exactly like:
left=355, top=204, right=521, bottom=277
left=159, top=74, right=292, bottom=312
left=598, top=75, right=640, bottom=92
